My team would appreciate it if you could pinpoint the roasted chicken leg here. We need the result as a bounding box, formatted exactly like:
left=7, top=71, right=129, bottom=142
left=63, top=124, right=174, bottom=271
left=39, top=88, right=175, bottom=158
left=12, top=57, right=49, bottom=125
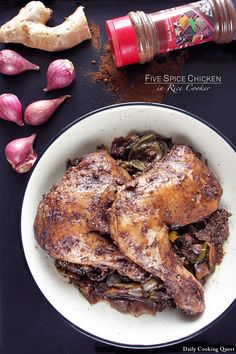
left=110, top=145, right=223, bottom=315
left=34, top=150, right=147, bottom=282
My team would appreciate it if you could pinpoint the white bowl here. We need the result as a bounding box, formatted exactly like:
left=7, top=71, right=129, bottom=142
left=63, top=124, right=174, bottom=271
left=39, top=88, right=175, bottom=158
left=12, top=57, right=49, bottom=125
left=21, top=103, right=236, bottom=348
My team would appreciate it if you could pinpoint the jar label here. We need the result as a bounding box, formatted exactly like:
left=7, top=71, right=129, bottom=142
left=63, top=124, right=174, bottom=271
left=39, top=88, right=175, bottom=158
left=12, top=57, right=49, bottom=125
left=153, top=0, right=215, bottom=53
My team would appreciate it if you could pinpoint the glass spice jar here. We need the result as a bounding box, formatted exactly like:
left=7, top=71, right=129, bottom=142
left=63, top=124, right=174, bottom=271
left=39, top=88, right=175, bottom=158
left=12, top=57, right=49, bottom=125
left=106, top=0, right=236, bottom=67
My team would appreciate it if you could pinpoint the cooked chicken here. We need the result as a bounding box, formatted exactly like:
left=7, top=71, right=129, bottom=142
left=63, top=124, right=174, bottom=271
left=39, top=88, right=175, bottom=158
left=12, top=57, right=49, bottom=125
left=110, top=145, right=223, bottom=315
left=34, top=150, right=147, bottom=282
left=34, top=143, right=224, bottom=316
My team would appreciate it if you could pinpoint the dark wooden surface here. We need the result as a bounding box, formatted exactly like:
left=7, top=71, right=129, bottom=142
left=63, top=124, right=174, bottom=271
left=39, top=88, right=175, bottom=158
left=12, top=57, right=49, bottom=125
left=0, top=1, right=236, bottom=353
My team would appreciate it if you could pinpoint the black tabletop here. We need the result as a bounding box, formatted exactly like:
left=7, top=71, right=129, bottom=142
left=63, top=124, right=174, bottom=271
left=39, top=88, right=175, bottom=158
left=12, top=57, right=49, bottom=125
left=0, top=1, right=236, bottom=354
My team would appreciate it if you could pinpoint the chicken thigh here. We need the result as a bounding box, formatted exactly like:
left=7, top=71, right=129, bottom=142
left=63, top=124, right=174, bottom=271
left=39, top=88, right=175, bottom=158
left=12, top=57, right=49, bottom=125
left=34, top=150, right=147, bottom=282
left=110, top=145, right=223, bottom=315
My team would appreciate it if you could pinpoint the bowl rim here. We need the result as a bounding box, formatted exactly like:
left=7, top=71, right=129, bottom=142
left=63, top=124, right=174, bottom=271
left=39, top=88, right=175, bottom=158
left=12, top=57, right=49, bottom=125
left=20, top=102, right=236, bottom=349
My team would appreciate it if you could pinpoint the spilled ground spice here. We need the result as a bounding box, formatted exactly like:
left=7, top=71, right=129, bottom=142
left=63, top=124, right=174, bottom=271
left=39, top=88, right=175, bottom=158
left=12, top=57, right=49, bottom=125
left=90, top=20, right=102, bottom=51
left=88, top=22, right=187, bottom=103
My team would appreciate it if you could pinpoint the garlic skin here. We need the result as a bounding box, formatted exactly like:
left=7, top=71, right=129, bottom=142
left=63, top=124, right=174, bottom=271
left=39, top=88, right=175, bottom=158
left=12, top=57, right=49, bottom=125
left=44, top=59, right=75, bottom=92
left=24, top=95, right=71, bottom=126
left=5, top=134, right=37, bottom=173
left=0, top=93, right=23, bottom=126
left=0, top=49, right=40, bottom=75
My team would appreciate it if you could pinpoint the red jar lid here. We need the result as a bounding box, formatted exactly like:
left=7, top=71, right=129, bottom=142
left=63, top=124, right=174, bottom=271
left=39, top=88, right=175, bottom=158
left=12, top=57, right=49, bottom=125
left=106, top=15, right=139, bottom=67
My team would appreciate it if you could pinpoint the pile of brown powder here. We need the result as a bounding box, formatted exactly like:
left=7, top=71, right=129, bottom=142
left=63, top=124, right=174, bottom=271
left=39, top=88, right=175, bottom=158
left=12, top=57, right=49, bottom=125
left=90, top=20, right=102, bottom=51
left=88, top=22, right=187, bottom=103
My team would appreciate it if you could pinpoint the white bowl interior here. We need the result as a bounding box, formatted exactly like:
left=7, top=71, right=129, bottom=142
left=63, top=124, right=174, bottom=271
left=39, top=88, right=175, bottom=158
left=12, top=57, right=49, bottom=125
left=21, top=104, right=236, bottom=347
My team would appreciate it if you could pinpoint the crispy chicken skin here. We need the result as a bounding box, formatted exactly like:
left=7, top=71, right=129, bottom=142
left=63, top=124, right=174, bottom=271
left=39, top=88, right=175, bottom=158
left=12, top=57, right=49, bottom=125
left=34, top=150, right=147, bottom=282
left=110, top=145, right=223, bottom=315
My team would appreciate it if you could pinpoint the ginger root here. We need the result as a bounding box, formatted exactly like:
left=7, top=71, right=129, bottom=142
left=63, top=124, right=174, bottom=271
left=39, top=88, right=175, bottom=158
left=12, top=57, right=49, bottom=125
left=0, top=1, right=91, bottom=51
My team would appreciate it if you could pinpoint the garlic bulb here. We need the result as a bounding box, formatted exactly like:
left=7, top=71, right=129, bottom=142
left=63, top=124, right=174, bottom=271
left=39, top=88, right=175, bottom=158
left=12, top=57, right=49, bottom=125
left=5, top=134, right=37, bottom=173
left=44, top=59, right=75, bottom=92
left=0, top=93, right=23, bottom=126
left=24, top=95, right=71, bottom=126
left=0, top=49, right=39, bottom=75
